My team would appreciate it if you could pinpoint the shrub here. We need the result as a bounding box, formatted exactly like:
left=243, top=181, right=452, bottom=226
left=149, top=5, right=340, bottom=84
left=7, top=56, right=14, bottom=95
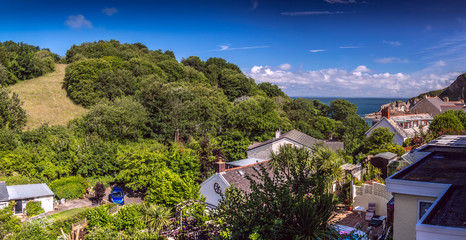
left=94, top=183, right=106, bottom=204
left=49, top=176, right=88, bottom=200
left=26, top=201, right=44, bottom=217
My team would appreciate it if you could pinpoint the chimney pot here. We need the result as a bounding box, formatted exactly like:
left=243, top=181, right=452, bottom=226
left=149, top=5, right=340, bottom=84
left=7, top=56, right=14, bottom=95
left=381, top=107, right=390, bottom=119
left=214, top=156, right=225, bottom=173
left=275, top=129, right=281, bottom=139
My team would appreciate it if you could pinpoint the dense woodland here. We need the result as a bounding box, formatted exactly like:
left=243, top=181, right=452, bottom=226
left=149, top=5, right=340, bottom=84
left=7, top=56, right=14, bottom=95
left=2, top=40, right=464, bottom=239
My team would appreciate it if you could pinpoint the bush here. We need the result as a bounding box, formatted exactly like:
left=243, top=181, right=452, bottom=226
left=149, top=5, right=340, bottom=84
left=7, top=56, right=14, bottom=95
left=26, top=201, right=44, bottom=217
left=0, top=175, right=43, bottom=186
left=49, top=176, right=88, bottom=200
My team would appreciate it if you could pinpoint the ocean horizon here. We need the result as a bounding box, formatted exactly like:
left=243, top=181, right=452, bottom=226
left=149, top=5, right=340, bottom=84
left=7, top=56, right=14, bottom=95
left=294, top=97, right=409, bottom=117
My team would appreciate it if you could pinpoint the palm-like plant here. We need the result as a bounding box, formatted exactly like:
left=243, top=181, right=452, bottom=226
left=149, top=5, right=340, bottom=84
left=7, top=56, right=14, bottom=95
left=140, top=202, right=172, bottom=233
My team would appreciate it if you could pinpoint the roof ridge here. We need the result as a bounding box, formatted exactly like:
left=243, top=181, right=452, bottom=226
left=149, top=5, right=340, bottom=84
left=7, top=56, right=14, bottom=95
left=224, top=160, right=270, bottom=172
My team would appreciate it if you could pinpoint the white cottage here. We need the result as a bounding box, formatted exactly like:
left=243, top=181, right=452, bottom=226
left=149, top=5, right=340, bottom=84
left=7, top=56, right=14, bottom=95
left=0, top=182, right=55, bottom=214
left=200, top=158, right=269, bottom=208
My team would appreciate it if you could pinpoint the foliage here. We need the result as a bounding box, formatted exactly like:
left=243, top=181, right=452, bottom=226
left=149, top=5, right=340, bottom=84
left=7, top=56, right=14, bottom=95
left=364, top=127, right=395, bottom=152
left=86, top=204, right=114, bottom=229
left=429, top=110, right=465, bottom=134
left=49, top=176, right=88, bottom=199
left=257, top=82, right=286, bottom=98
left=0, top=41, right=55, bottom=86
left=217, top=145, right=342, bottom=239
left=9, top=222, right=53, bottom=240
left=113, top=204, right=145, bottom=233
left=0, top=175, right=43, bottom=185
left=0, top=201, right=21, bottom=239
left=140, top=202, right=172, bottom=233
left=329, top=99, right=358, bottom=121
left=0, top=88, right=27, bottom=131
left=313, top=116, right=336, bottom=139
left=79, top=97, right=149, bottom=140
left=26, top=201, right=45, bottom=217
left=94, top=182, right=106, bottom=204
left=145, top=167, right=200, bottom=206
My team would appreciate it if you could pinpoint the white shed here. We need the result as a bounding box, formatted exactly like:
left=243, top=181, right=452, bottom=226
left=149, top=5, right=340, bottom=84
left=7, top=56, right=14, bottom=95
left=0, top=182, right=55, bottom=214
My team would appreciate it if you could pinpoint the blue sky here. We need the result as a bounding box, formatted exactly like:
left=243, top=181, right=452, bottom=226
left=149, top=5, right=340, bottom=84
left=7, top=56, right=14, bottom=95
left=1, top=0, right=466, bottom=98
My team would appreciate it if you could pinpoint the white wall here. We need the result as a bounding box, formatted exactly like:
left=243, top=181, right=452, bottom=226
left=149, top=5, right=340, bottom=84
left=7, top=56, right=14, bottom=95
left=366, top=119, right=406, bottom=146
left=352, top=183, right=392, bottom=216
left=247, top=138, right=305, bottom=160
left=199, top=174, right=230, bottom=207
left=34, top=196, right=54, bottom=212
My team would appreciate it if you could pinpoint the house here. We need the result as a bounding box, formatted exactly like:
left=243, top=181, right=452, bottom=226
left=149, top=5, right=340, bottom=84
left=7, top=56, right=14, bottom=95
left=0, top=182, right=55, bottom=214
left=246, top=129, right=344, bottom=160
left=199, top=158, right=269, bottom=208
left=410, top=96, right=465, bottom=117
left=366, top=108, right=433, bottom=146
left=369, top=152, right=398, bottom=179
left=386, top=135, right=466, bottom=240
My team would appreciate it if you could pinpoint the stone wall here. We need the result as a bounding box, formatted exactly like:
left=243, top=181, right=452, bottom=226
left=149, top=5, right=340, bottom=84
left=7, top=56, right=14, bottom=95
left=353, top=182, right=392, bottom=216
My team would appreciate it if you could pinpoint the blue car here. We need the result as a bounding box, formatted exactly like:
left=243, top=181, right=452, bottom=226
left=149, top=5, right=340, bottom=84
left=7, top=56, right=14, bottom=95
left=109, top=187, right=125, bottom=205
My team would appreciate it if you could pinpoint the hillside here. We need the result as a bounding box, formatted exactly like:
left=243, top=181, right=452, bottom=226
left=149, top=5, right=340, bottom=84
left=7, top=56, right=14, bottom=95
left=439, top=73, right=466, bottom=101
left=8, top=64, right=87, bottom=129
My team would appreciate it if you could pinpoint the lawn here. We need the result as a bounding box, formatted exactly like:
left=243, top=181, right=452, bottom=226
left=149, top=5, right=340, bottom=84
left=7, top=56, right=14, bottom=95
left=8, top=64, right=87, bottom=129
left=51, top=206, right=90, bottom=222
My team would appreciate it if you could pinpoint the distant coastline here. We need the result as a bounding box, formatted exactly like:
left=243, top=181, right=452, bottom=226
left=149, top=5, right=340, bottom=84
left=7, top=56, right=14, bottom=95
left=294, top=97, right=408, bottom=117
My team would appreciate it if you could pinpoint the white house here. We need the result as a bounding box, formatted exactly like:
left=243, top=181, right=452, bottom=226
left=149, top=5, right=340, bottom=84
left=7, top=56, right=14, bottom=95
left=246, top=129, right=344, bottom=160
left=386, top=135, right=466, bottom=240
left=0, top=182, right=55, bottom=214
left=200, top=158, right=269, bottom=208
left=366, top=108, right=432, bottom=146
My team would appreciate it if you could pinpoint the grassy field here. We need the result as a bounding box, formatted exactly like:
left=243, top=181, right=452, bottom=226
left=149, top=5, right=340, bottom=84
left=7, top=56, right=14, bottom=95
left=51, top=206, right=90, bottom=222
left=8, top=64, right=87, bottom=129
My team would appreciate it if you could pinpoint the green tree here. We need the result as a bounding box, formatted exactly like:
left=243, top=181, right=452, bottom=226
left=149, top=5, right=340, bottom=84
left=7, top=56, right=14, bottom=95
left=0, top=88, right=27, bottom=131
left=181, top=56, right=205, bottom=72
left=140, top=202, right=172, bottom=233
left=429, top=111, right=465, bottom=134
left=313, top=116, right=336, bottom=139
left=218, top=145, right=340, bottom=239
left=329, top=99, right=358, bottom=121
left=257, top=82, right=286, bottom=98
left=80, top=97, right=149, bottom=140
left=364, top=127, right=395, bottom=152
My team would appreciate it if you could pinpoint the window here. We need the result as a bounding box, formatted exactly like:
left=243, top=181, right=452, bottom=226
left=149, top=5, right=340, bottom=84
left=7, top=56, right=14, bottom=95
left=406, top=122, right=411, bottom=128
left=418, top=200, right=434, bottom=220
left=413, top=121, right=418, bottom=127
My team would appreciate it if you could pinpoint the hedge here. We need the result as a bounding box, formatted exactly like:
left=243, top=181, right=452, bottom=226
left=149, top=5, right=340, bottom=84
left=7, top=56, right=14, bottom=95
left=49, top=176, right=88, bottom=200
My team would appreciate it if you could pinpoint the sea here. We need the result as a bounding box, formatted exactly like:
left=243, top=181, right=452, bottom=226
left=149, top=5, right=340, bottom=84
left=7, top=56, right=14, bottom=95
left=300, top=97, right=409, bottom=118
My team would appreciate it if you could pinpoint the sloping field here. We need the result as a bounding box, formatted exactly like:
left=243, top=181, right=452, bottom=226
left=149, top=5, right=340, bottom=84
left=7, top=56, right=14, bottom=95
left=8, top=64, right=87, bottom=129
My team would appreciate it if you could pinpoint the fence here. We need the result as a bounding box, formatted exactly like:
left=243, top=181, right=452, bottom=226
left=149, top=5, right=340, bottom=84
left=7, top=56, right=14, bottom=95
left=353, top=182, right=392, bottom=216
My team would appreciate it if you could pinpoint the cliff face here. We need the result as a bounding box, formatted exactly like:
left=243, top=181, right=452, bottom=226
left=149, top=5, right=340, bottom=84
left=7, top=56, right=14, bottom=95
left=439, top=73, right=466, bottom=101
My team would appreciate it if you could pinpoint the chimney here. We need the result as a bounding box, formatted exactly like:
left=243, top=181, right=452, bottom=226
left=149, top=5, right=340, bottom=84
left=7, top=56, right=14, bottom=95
left=275, top=129, right=281, bottom=139
left=381, top=107, right=390, bottom=119
left=214, top=156, right=225, bottom=173
left=443, top=97, right=449, bottom=102
left=423, top=94, right=428, bottom=99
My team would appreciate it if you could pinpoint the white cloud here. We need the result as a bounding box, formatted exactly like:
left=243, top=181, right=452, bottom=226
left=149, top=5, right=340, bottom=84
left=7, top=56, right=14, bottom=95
left=375, top=57, right=409, bottom=64
left=278, top=63, right=292, bottom=70
left=324, top=0, right=356, bottom=3
left=65, top=15, right=93, bottom=29
left=310, top=49, right=327, bottom=53
left=339, top=46, right=362, bottom=49
left=102, top=7, right=118, bottom=16
left=383, top=40, right=402, bottom=47
left=353, top=65, right=371, bottom=72
left=281, top=11, right=344, bottom=16
left=245, top=65, right=460, bottom=97
left=215, top=45, right=269, bottom=51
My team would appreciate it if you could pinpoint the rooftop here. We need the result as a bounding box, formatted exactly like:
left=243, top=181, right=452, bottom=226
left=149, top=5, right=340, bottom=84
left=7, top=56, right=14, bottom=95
left=391, top=151, right=466, bottom=228
left=248, top=129, right=344, bottom=151
left=222, top=161, right=271, bottom=194
left=419, top=135, right=466, bottom=153
left=373, top=152, right=398, bottom=160
left=0, top=182, right=8, bottom=202
left=226, top=158, right=268, bottom=168
left=390, top=113, right=433, bottom=122
left=7, top=183, right=54, bottom=200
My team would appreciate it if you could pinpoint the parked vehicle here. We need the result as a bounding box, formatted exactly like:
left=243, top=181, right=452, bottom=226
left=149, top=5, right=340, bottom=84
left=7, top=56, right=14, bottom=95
left=109, top=186, right=125, bottom=205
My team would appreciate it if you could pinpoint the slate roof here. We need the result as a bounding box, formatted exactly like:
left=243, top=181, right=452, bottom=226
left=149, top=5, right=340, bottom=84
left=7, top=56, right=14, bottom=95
left=366, top=117, right=411, bottom=139
left=6, top=184, right=54, bottom=200
left=420, top=97, right=465, bottom=112
left=0, top=182, right=8, bottom=202
left=390, top=113, right=433, bottom=122
left=374, top=152, right=398, bottom=160
left=226, top=158, right=268, bottom=168
left=247, top=129, right=344, bottom=151
left=222, top=161, right=271, bottom=194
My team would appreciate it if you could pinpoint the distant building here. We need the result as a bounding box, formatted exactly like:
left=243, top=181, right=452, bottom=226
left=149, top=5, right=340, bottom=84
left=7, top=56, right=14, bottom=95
left=0, top=182, right=55, bottom=214
left=410, top=96, right=465, bottom=117
left=366, top=108, right=433, bottom=146
left=369, top=152, right=398, bottom=179
left=386, top=135, right=466, bottom=240
left=246, top=129, right=344, bottom=160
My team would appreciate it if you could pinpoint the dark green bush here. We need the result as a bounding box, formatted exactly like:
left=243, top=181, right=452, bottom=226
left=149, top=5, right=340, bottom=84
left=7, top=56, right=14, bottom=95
left=49, top=176, right=88, bottom=199
left=26, top=201, right=44, bottom=217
